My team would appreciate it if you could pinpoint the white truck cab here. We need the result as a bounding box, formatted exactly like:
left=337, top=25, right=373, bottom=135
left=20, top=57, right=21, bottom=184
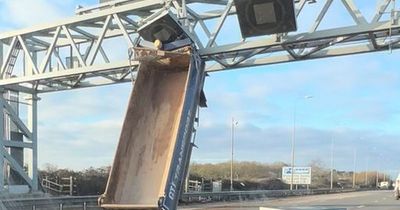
left=394, top=174, right=400, bottom=200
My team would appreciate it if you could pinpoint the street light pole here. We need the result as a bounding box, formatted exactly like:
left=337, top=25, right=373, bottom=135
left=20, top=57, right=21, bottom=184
left=329, top=122, right=347, bottom=190
left=383, top=171, right=386, bottom=182
left=290, top=104, right=297, bottom=191
left=290, top=95, right=313, bottom=191
left=230, top=117, right=238, bottom=191
left=365, top=157, right=369, bottom=186
left=376, top=154, right=383, bottom=188
left=353, top=149, right=357, bottom=188
left=330, top=135, right=334, bottom=190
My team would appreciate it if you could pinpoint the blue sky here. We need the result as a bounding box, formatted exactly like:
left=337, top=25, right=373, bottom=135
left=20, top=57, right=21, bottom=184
left=1, top=0, right=400, bottom=178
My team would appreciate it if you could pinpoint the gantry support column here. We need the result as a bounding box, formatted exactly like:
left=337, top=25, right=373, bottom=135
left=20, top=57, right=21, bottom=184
left=0, top=42, right=4, bottom=191
left=24, top=46, right=39, bottom=191
left=0, top=96, right=4, bottom=191
left=27, top=93, right=39, bottom=191
left=0, top=34, right=40, bottom=192
left=0, top=91, right=39, bottom=192
left=9, top=91, right=25, bottom=186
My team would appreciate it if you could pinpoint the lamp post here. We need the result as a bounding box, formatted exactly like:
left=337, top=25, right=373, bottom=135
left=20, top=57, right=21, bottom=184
left=230, top=117, right=238, bottom=191
left=290, top=95, right=313, bottom=191
left=365, top=157, right=369, bottom=186
left=330, top=135, right=334, bottom=190
left=329, top=122, right=348, bottom=190
left=353, top=148, right=357, bottom=188
left=383, top=171, right=386, bottom=182
left=376, top=153, right=383, bottom=188
left=365, top=147, right=377, bottom=187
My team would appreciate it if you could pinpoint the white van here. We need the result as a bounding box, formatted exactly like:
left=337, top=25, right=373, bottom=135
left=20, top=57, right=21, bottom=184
left=394, top=174, right=400, bottom=200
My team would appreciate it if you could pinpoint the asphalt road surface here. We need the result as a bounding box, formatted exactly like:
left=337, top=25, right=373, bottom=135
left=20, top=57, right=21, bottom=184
left=181, top=190, right=400, bottom=210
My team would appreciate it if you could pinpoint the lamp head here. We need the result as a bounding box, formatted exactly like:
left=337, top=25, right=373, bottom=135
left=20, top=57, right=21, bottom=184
left=138, top=11, right=188, bottom=45
left=234, top=0, right=298, bottom=38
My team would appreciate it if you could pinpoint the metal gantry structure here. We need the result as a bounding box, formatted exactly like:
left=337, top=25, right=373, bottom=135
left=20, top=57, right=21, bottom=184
left=0, top=0, right=399, bottom=192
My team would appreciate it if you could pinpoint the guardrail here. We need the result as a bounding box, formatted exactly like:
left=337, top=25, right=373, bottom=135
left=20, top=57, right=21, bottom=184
left=1, top=195, right=99, bottom=210
left=180, top=188, right=357, bottom=202
left=0, top=188, right=364, bottom=209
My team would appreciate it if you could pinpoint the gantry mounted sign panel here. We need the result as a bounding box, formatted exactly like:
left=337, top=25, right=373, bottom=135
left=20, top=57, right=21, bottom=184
left=0, top=0, right=398, bottom=94
left=100, top=47, right=205, bottom=209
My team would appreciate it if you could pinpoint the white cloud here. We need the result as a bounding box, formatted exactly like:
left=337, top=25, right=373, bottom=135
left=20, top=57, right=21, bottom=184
left=193, top=121, right=400, bottom=172
left=193, top=50, right=400, bottom=174
left=37, top=84, right=131, bottom=170
left=0, top=0, right=68, bottom=28
left=39, top=119, right=122, bottom=170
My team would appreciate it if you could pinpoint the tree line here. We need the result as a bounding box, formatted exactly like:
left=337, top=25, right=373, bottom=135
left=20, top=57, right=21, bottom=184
left=39, top=160, right=392, bottom=196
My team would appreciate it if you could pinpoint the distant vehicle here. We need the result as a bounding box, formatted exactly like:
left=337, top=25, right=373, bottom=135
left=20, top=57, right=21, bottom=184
left=394, top=174, right=400, bottom=200
left=379, top=181, right=390, bottom=190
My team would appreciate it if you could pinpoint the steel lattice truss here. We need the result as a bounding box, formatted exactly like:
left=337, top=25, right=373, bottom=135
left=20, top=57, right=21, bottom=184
left=0, top=0, right=399, bottom=94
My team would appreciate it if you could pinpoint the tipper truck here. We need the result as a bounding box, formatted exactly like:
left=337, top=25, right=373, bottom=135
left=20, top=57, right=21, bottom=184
left=99, top=47, right=205, bottom=210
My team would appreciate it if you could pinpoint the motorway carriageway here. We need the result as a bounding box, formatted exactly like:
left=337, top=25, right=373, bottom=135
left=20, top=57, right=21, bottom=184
left=181, top=190, right=400, bottom=210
